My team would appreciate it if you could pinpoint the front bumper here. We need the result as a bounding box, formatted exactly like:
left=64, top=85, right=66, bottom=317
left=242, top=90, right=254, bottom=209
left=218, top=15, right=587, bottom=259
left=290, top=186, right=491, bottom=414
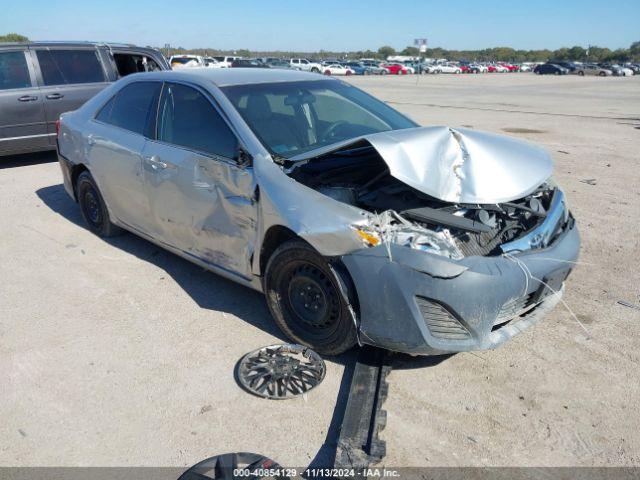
left=341, top=219, right=580, bottom=355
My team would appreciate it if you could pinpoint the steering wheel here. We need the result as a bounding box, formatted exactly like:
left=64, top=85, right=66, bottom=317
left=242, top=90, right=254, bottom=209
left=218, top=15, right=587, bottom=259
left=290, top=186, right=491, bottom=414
left=320, top=121, right=349, bottom=142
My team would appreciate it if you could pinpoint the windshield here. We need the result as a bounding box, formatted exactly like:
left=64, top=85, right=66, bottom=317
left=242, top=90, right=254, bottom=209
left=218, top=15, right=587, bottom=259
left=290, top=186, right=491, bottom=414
left=221, top=79, right=417, bottom=158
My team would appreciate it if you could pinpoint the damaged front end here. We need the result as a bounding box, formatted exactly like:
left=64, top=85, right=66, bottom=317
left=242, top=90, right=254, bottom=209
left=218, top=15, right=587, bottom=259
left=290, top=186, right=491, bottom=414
left=284, top=126, right=580, bottom=354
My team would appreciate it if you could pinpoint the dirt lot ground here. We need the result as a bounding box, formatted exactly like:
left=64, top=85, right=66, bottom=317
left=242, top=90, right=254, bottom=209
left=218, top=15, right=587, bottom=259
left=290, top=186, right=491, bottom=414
left=1, top=73, right=639, bottom=469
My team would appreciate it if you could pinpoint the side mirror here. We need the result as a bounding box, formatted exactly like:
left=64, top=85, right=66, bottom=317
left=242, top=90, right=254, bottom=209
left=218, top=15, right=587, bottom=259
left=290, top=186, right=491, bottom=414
left=237, top=147, right=253, bottom=168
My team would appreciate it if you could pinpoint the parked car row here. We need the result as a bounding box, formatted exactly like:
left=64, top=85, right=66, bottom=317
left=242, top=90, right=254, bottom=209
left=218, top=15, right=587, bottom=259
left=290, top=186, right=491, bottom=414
left=533, top=61, right=638, bottom=76
left=168, top=55, right=640, bottom=78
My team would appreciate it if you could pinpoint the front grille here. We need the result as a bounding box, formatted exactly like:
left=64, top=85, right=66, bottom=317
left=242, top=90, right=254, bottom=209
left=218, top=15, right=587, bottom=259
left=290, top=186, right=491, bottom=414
left=493, top=293, right=536, bottom=329
left=416, top=296, right=470, bottom=340
left=454, top=230, right=503, bottom=257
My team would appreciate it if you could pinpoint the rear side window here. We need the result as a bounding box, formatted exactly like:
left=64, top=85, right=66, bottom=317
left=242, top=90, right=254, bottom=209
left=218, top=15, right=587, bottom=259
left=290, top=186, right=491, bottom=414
left=36, top=49, right=106, bottom=86
left=0, top=51, right=31, bottom=90
left=113, top=53, right=161, bottom=77
left=96, top=81, right=162, bottom=136
left=157, top=83, right=238, bottom=159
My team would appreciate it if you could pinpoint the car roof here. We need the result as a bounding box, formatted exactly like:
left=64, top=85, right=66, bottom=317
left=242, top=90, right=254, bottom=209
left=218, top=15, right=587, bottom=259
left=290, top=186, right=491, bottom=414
left=0, top=41, right=162, bottom=55
left=131, top=68, right=331, bottom=87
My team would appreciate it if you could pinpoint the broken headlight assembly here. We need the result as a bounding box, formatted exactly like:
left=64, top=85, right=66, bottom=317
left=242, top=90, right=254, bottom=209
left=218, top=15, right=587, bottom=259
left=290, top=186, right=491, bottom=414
left=354, top=211, right=465, bottom=260
left=351, top=178, right=570, bottom=260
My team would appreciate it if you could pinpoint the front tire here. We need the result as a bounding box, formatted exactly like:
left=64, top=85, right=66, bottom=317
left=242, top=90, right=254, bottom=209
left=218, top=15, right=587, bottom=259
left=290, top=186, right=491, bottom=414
left=264, top=240, right=358, bottom=355
left=77, top=171, right=122, bottom=237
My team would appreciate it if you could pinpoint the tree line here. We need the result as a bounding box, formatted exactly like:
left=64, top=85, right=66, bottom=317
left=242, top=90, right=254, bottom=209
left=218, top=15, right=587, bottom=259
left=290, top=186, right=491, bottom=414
left=2, top=32, right=638, bottom=63
left=385, top=43, right=640, bottom=63
left=138, top=42, right=640, bottom=64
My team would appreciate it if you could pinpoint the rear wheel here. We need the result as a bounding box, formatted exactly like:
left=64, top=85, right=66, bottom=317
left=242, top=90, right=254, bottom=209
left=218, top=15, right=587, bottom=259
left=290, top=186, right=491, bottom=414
left=599, top=71, right=606, bottom=77
left=311, top=67, right=320, bottom=73
left=77, top=171, right=122, bottom=237
left=324, top=70, right=331, bottom=76
left=264, top=240, right=357, bottom=356
left=578, top=70, right=584, bottom=76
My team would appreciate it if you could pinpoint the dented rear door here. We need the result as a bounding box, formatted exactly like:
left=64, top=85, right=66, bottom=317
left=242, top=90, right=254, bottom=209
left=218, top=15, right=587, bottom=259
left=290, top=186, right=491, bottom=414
left=141, top=82, right=258, bottom=278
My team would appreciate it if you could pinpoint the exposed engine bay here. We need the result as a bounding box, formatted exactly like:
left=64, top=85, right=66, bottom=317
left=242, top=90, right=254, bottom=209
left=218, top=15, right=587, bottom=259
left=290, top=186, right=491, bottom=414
left=288, top=142, right=568, bottom=259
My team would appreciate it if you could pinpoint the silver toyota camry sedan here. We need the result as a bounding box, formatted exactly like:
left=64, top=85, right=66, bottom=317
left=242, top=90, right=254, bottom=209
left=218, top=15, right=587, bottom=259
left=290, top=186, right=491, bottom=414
left=57, top=69, right=580, bottom=355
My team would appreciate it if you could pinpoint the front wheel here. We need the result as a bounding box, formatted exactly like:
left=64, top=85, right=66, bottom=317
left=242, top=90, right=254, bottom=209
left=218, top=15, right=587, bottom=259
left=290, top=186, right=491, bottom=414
left=77, top=171, right=122, bottom=237
left=599, top=71, right=606, bottom=77
left=578, top=71, right=584, bottom=76
left=264, top=240, right=358, bottom=355
left=311, top=67, right=320, bottom=73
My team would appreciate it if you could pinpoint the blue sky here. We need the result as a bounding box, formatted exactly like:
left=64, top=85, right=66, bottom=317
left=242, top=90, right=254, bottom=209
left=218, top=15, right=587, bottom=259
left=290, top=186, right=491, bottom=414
left=2, top=0, right=638, bottom=51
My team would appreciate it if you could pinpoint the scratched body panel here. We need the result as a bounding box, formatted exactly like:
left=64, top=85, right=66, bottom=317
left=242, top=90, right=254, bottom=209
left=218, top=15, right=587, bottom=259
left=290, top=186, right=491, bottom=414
left=141, top=140, right=257, bottom=278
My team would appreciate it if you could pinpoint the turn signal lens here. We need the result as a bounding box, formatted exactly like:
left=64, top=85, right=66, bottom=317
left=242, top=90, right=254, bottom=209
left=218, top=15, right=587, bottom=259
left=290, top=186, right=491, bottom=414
left=355, top=229, right=381, bottom=247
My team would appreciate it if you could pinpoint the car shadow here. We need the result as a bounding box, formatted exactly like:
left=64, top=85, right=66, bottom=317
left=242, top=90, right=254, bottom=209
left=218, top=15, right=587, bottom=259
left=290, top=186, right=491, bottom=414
left=35, top=182, right=290, bottom=343
left=0, top=150, right=57, bottom=169
left=36, top=183, right=358, bottom=368
left=388, top=352, right=454, bottom=370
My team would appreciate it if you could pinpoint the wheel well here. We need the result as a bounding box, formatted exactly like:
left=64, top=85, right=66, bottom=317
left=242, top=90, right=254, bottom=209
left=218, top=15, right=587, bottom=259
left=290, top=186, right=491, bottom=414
left=70, top=164, right=88, bottom=201
left=258, top=225, right=360, bottom=318
left=259, top=225, right=298, bottom=275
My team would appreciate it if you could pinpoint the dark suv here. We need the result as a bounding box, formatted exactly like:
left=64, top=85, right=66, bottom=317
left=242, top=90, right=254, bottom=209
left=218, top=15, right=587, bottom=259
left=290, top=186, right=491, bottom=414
left=0, top=41, right=169, bottom=157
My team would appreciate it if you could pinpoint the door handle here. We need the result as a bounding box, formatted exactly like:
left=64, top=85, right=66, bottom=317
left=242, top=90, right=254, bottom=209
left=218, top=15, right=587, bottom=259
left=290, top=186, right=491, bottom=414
left=18, top=95, right=38, bottom=102
left=144, top=155, right=167, bottom=170
left=46, top=93, right=64, bottom=100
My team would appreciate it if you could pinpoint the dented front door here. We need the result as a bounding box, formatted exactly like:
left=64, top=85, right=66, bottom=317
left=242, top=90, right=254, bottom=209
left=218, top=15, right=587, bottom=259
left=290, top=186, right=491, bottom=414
left=140, top=81, right=257, bottom=278
left=141, top=141, right=258, bottom=278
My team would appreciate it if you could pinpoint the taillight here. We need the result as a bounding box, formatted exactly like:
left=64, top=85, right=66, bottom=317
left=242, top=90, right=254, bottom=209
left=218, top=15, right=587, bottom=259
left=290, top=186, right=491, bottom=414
left=55, top=119, right=61, bottom=137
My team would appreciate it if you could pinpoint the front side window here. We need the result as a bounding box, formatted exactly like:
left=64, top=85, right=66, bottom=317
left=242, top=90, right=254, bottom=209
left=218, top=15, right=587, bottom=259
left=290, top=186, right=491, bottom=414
left=0, top=51, right=31, bottom=90
left=222, top=79, right=417, bottom=158
left=96, top=81, right=161, bottom=135
left=36, top=49, right=106, bottom=86
left=157, top=83, right=238, bottom=159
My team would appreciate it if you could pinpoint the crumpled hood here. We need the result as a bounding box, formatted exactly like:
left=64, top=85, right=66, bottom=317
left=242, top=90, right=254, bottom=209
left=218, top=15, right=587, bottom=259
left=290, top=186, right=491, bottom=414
left=365, top=126, right=553, bottom=204
left=292, top=126, right=554, bottom=204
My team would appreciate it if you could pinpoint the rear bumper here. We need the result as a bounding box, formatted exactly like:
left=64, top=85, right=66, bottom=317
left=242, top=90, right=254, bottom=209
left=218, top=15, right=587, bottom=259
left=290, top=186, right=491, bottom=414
left=57, top=151, right=76, bottom=201
left=341, top=219, right=580, bottom=355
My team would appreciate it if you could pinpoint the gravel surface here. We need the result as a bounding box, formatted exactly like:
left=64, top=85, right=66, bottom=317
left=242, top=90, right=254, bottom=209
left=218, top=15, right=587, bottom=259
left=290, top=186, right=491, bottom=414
left=1, top=73, right=638, bottom=468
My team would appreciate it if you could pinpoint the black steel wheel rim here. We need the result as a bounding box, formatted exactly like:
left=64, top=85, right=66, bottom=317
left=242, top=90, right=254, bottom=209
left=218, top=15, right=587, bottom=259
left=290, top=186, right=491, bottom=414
left=283, top=262, right=340, bottom=332
left=237, top=344, right=326, bottom=399
left=82, top=188, right=102, bottom=225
